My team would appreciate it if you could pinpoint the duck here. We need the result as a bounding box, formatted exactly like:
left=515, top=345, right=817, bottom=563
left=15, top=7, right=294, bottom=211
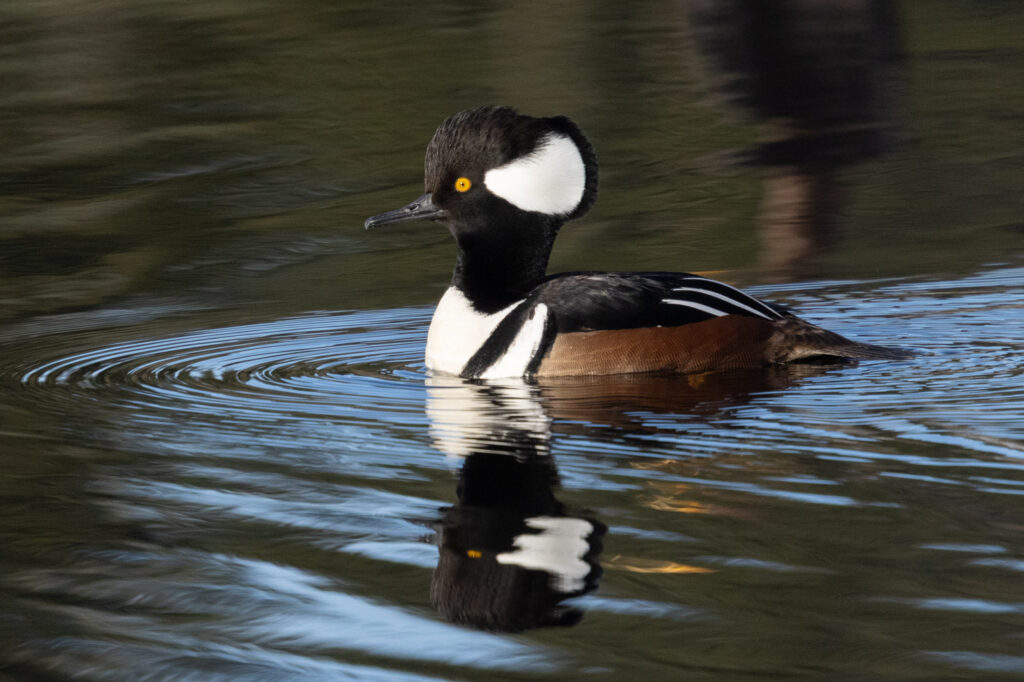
left=365, top=106, right=907, bottom=380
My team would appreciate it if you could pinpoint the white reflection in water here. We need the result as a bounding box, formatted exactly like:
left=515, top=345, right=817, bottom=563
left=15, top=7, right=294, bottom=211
left=425, top=375, right=551, bottom=460
left=496, top=517, right=595, bottom=592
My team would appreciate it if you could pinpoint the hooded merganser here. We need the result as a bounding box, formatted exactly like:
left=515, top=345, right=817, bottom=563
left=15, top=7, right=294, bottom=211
left=365, top=106, right=907, bottom=379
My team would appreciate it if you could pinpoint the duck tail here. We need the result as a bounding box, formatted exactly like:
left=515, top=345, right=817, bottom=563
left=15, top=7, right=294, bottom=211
left=771, top=318, right=913, bottom=363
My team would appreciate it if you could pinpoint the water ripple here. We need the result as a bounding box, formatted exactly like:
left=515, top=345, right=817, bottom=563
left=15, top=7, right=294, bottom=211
left=12, top=308, right=431, bottom=424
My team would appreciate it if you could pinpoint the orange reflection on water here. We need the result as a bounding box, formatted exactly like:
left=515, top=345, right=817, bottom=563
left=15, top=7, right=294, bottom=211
left=645, top=495, right=712, bottom=515
left=605, top=555, right=714, bottom=575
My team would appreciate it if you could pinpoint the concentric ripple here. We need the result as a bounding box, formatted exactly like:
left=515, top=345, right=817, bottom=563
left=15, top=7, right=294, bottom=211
left=14, top=307, right=432, bottom=424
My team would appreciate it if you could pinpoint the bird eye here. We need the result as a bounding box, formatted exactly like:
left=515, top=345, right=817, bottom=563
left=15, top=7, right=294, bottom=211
left=454, top=177, right=472, bottom=193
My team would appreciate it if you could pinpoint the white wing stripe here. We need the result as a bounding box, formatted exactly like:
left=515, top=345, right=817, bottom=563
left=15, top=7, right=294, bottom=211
left=669, top=287, right=774, bottom=320
left=676, top=277, right=781, bottom=318
left=662, top=298, right=729, bottom=317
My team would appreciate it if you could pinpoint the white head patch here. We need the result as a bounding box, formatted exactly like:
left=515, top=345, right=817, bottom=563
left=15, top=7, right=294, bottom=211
left=484, top=133, right=586, bottom=215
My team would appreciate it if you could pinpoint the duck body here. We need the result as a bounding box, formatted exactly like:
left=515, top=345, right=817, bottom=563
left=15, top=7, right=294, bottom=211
left=365, top=106, right=907, bottom=380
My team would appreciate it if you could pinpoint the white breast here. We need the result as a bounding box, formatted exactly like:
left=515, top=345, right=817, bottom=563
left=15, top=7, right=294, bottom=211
left=425, top=287, right=520, bottom=375
left=425, top=287, right=551, bottom=378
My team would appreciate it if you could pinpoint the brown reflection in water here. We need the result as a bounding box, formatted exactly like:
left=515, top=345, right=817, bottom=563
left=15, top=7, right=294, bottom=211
left=758, top=168, right=845, bottom=274
left=538, top=362, right=836, bottom=431
left=686, top=0, right=905, bottom=279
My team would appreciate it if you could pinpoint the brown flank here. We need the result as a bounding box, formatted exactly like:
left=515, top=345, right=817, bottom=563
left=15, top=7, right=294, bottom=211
left=535, top=316, right=777, bottom=376
left=534, top=314, right=907, bottom=377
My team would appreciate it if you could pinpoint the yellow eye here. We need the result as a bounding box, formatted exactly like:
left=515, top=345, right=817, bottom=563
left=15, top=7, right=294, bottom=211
left=454, top=177, right=472, bottom=192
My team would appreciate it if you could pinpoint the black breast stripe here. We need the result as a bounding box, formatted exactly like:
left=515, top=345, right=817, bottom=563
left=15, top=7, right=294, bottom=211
left=461, top=302, right=556, bottom=379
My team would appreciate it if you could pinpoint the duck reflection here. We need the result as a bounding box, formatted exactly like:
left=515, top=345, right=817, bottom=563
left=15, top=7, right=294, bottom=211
left=685, top=0, right=904, bottom=277
left=425, top=365, right=830, bottom=632
left=427, top=378, right=604, bottom=632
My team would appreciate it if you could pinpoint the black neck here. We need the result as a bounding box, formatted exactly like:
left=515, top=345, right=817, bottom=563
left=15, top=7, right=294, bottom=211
left=450, top=209, right=561, bottom=314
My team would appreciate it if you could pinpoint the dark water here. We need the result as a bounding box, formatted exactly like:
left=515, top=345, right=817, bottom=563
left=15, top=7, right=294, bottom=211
left=3, top=1, right=1024, bottom=679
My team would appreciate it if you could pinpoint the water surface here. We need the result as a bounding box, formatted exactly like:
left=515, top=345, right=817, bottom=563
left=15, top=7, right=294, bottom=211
left=2, top=1, right=1024, bottom=680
